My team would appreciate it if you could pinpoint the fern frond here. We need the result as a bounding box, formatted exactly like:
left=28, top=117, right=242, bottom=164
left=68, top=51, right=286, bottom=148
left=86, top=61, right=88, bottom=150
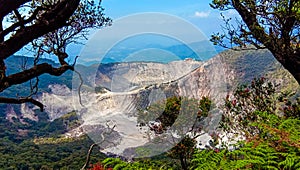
left=102, top=158, right=123, bottom=168
left=263, top=165, right=278, bottom=170
left=295, top=161, right=300, bottom=168
left=234, top=160, right=252, bottom=169
left=113, top=162, right=128, bottom=170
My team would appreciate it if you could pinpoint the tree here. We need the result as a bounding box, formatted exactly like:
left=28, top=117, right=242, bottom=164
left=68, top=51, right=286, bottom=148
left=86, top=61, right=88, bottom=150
left=220, top=77, right=279, bottom=138
left=210, top=0, right=300, bottom=84
left=168, top=136, right=196, bottom=170
left=0, top=0, right=111, bottom=110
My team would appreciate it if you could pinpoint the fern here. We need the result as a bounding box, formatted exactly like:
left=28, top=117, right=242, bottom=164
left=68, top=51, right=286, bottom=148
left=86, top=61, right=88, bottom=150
left=263, top=165, right=278, bottom=170
left=191, top=149, right=230, bottom=169
left=278, top=154, right=300, bottom=170
left=234, top=159, right=253, bottom=169
left=279, top=118, right=300, bottom=142
left=295, top=161, right=300, bottom=169
left=102, top=158, right=124, bottom=169
left=112, top=162, right=128, bottom=170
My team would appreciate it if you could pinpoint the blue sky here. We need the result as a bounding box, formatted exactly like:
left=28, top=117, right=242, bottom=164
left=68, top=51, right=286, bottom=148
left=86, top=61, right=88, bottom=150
left=101, top=0, right=212, bottom=17
left=73, top=0, right=239, bottom=63
left=16, top=0, right=238, bottom=63
left=100, top=0, right=236, bottom=36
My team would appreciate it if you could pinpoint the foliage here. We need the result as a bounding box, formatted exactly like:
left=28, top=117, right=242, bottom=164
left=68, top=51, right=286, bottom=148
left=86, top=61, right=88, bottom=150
left=0, top=135, right=106, bottom=169
left=32, top=0, right=111, bottom=58
left=282, top=97, right=300, bottom=119
left=89, top=78, right=300, bottom=170
left=212, top=77, right=300, bottom=169
left=221, top=77, right=300, bottom=146
left=168, top=136, right=197, bottom=170
left=0, top=107, right=106, bottom=169
left=0, top=0, right=111, bottom=109
left=191, top=141, right=300, bottom=170
left=88, top=162, right=112, bottom=170
left=221, top=77, right=282, bottom=137
left=210, top=0, right=300, bottom=49
left=198, top=96, right=213, bottom=118
left=191, top=149, right=230, bottom=170
left=138, top=96, right=209, bottom=133
left=210, top=0, right=300, bottom=84
left=158, top=96, right=182, bottom=129
left=101, top=157, right=178, bottom=170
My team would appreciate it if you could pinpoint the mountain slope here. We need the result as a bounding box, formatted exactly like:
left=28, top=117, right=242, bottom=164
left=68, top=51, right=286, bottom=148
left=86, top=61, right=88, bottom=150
left=1, top=49, right=299, bottom=159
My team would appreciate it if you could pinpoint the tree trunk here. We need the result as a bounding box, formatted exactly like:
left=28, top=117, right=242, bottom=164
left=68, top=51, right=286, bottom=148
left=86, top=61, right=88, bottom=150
left=179, top=154, right=188, bottom=170
left=273, top=50, right=300, bottom=85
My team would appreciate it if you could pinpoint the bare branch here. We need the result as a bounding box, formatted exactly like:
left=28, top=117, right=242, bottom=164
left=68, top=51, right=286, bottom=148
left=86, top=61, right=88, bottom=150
left=0, top=63, right=73, bottom=92
left=74, top=69, right=84, bottom=107
left=81, top=143, right=97, bottom=170
left=81, top=122, right=117, bottom=170
left=13, top=9, right=25, bottom=29
left=0, top=7, right=43, bottom=38
left=0, top=96, right=43, bottom=111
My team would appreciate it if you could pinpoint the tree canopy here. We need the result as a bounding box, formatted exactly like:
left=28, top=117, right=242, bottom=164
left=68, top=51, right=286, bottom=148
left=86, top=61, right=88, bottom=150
left=210, top=0, right=300, bottom=84
left=0, top=0, right=111, bottom=110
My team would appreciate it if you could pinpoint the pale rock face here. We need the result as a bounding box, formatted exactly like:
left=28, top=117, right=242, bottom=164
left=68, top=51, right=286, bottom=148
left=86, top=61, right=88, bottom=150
left=5, top=104, right=38, bottom=124
left=95, top=60, right=202, bottom=91
left=21, top=103, right=38, bottom=122
left=76, top=56, right=231, bottom=156
left=33, top=84, right=74, bottom=121
left=5, top=105, right=18, bottom=123
left=21, top=56, right=235, bottom=158
left=48, top=84, right=71, bottom=96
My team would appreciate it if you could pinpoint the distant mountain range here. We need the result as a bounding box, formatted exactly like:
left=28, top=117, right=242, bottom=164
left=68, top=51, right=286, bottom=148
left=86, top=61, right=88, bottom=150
left=78, top=40, right=224, bottom=65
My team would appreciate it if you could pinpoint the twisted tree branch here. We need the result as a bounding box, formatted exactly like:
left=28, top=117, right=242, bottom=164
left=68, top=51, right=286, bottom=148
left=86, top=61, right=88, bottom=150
left=0, top=63, right=73, bottom=93
left=0, top=0, right=80, bottom=60
left=0, top=97, right=44, bottom=111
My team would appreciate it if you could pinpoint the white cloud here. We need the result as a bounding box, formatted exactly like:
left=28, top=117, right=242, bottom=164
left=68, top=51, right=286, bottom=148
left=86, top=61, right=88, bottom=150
left=194, top=11, right=211, bottom=18
left=219, top=9, right=240, bottom=20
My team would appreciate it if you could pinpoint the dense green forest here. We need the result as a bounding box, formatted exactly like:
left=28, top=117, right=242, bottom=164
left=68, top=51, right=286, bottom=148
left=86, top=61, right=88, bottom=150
left=0, top=109, right=106, bottom=169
